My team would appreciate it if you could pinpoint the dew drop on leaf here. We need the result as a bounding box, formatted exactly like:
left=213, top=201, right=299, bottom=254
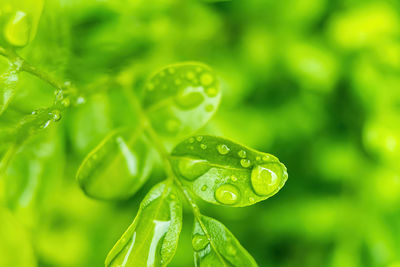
left=51, top=110, right=61, bottom=122
left=240, top=159, right=251, bottom=168
left=205, top=87, right=218, bottom=97
left=200, top=73, right=214, bottom=86
left=175, top=91, right=204, bottom=110
left=178, top=158, right=211, bottom=181
left=215, top=184, right=240, bottom=205
left=200, top=144, right=207, bottom=150
left=217, top=144, right=230, bottom=155
left=250, top=163, right=283, bottom=196
left=196, top=136, right=203, bottom=142
left=201, top=185, right=208, bottom=191
left=192, top=234, right=209, bottom=252
left=238, top=150, right=247, bottom=158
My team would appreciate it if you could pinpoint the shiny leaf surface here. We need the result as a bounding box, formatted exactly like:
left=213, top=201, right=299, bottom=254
left=142, top=62, right=221, bottom=139
left=192, top=215, right=258, bottom=267
left=76, top=129, right=154, bottom=200
left=105, top=181, right=182, bottom=267
left=171, top=135, right=288, bottom=207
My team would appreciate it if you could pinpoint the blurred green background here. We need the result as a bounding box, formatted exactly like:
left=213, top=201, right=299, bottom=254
left=1, top=0, right=400, bottom=266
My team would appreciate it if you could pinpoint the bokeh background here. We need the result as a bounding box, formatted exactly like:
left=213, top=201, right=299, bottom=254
left=1, top=0, right=400, bottom=266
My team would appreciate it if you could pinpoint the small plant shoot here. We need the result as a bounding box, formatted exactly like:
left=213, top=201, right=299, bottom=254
left=0, top=1, right=291, bottom=266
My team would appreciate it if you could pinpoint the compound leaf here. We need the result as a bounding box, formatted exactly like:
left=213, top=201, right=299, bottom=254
left=105, top=181, right=182, bottom=267
left=171, top=135, right=288, bottom=207
left=76, top=128, right=154, bottom=200
left=142, top=62, right=221, bottom=139
left=192, top=215, right=258, bottom=267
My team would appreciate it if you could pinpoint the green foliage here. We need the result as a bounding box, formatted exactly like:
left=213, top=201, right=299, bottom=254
left=105, top=181, right=182, bottom=267
left=192, top=215, right=257, bottom=267
left=171, top=135, right=287, bottom=207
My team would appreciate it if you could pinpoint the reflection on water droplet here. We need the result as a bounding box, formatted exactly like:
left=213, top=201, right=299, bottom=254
left=192, top=234, right=209, bottom=252
left=251, top=163, right=282, bottom=196
left=201, top=185, right=207, bottom=191
left=215, top=184, right=240, bottom=205
left=196, top=136, right=203, bottom=142
left=231, top=175, right=237, bottom=182
left=217, top=144, right=230, bottom=155
left=200, top=73, right=214, bottom=86
left=238, top=150, right=247, bottom=158
left=205, top=87, right=218, bottom=97
left=189, top=137, right=195, bottom=143
left=51, top=110, right=61, bottom=122
left=175, top=91, right=204, bottom=110
left=262, top=156, right=269, bottom=161
left=249, top=197, right=255, bottom=203
left=61, top=98, right=70, bottom=107
left=205, top=104, right=213, bottom=112
left=240, top=159, right=251, bottom=168
left=200, top=144, right=207, bottom=150
left=178, top=158, right=211, bottom=181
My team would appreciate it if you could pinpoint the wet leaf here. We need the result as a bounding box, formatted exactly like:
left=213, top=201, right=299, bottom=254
left=0, top=0, right=44, bottom=47
left=142, top=62, right=221, bottom=139
left=0, top=61, right=21, bottom=115
left=76, top=129, right=154, bottom=200
left=171, top=135, right=288, bottom=207
left=192, top=215, right=257, bottom=267
left=105, top=181, right=182, bottom=267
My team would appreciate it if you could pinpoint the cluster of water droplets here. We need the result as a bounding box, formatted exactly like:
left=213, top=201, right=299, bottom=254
left=178, top=138, right=287, bottom=206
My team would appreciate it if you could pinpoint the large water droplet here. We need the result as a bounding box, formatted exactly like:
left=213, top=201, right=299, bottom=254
left=178, top=158, right=211, bottom=181
left=200, top=144, right=207, bottom=150
left=192, top=234, right=209, bottom=252
left=51, top=110, right=61, bottom=122
left=200, top=73, right=214, bottom=86
left=175, top=91, right=204, bottom=110
left=240, top=159, right=251, bottom=168
left=251, top=163, right=282, bottom=196
left=215, top=184, right=240, bottom=205
left=217, top=144, right=230, bottom=155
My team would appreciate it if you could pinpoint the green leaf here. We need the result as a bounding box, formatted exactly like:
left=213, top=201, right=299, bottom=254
left=0, top=62, right=20, bottom=115
left=192, top=215, right=258, bottom=267
left=0, top=0, right=44, bottom=47
left=76, top=129, right=154, bottom=200
left=171, top=135, right=288, bottom=207
left=105, top=181, right=182, bottom=267
left=142, top=62, right=221, bottom=139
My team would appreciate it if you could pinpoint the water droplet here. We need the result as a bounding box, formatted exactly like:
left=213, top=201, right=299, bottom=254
left=238, top=150, right=247, bottom=158
left=76, top=96, right=86, bottom=105
left=215, top=184, right=240, bottom=205
left=175, top=91, right=204, bottom=110
left=186, top=71, right=195, bottom=80
left=240, top=159, right=251, bottom=168
left=41, top=120, right=51, bottom=129
left=262, top=155, right=269, bottom=161
left=200, top=144, right=207, bottom=150
left=205, top=87, right=218, bottom=97
left=200, top=73, right=214, bottom=86
left=192, top=234, right=209, bottom=252
left=178, top=158, right=211, bottom=181
left=165, top=119, right=180, bottom=133
left=201, top=185, right=207, bottom=191
left=196, top=136, right=203, bottom=142
left=205, top=104, right=214, bottom=112
left=231, top=175, right=238, bottom=182
left=217, top=144, right=230, bottom=155
left=249, top=197, right=255, bottom=203
left=256, top=156, right=261, bottom=161
left=251, top=163, right=282, bottom=196
left=51, top=110, right=61, bottom=122
left=61, top=98, right=70, bottom=107
left=189, top=137, right=195, bottom=143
